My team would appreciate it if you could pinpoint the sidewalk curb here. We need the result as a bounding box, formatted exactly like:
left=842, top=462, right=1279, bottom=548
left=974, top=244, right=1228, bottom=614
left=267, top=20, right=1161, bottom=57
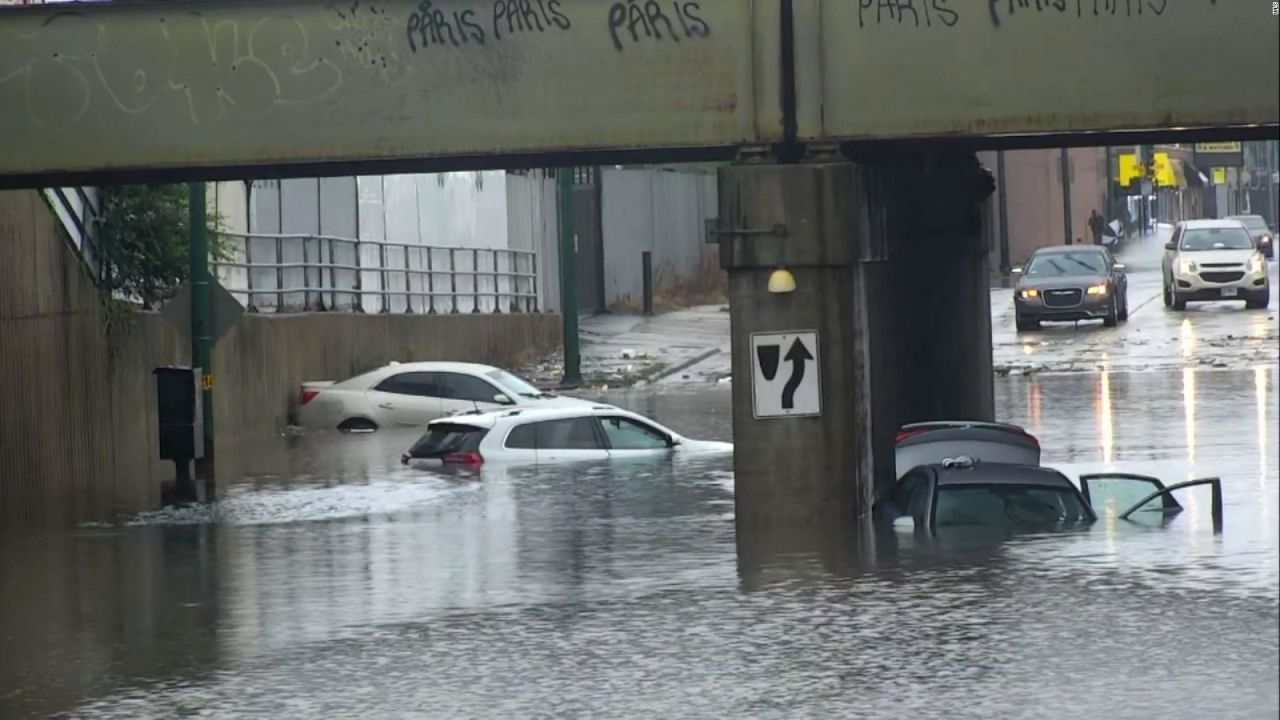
left=649, top=348, right=721, bottom=383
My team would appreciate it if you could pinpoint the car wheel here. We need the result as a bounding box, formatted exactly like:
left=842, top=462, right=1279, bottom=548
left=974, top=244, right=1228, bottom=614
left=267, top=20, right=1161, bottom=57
left=1162, top=281, right=1172, bottom=308
left=1118, top=292, right=1129, bottom=322
left=1246, top=289, right=1271, bottom=310
left=1103, top=297, right=1118, bottom=327
left=1171, top=292, right=1187, bottom=311
left=338, top=417, right=379, bottom=432
left=1015, top=315, right=1039, bottom=332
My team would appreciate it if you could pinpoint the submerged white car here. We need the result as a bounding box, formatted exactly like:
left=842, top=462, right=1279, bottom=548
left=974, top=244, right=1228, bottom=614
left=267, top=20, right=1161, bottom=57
left=296, top=362, right=596, bottom=431
left=400, top=406, right=733, bottom=465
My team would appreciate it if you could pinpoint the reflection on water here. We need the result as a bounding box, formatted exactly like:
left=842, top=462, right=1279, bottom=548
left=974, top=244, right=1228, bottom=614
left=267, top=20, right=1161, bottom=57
left=2, top=373, right=1278, bottom=719
left=1096, top=370, right=1114, bottom=465
left=1183, top=367, right=1197, bottom=466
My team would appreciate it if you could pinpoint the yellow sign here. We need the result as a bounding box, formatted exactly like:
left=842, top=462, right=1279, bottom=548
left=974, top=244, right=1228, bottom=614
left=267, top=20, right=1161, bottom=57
left=1151, top=152, right=1178, bottom=188
left=1119, top=152, right=1177, bottom=187
left=202, top=374, right=214, bottom=390
left=1195, top=142, right=1243, bottom=153
left=1118, top=153, right=1143, bottom=186
left=1213, top=167, right=1227, bottom=184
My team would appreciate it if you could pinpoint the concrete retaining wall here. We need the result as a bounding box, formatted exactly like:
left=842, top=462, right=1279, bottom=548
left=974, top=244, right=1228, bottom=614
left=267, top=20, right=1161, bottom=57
left=1, top=189, right=561, bottom=530
left=213, top=311, right=562, bottom=447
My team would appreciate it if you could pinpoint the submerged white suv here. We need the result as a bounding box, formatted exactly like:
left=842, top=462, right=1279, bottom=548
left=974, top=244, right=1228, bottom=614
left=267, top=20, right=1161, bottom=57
left=401, top=406, right=732, bottom=466
left=1162, top=219, right=1270, bottom=310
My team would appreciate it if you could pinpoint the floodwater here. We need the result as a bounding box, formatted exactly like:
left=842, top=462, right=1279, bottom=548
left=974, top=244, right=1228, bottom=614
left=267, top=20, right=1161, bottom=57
left=2, top=369, right=1277, bottom=719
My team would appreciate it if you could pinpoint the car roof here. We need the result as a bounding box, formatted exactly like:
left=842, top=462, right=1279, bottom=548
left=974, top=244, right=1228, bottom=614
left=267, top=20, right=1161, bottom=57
left=427, top=404, right=645, bottom=429
left=341, top=361, right=503, bottom=386
left=924, top=462, right=1076, bottom=489
left=1224, top=214, right=1264, bottom=220
left=376, top=361, right=500, bottom=374
left=1179, top=219, right=1248, bottom=230
left=1027, top=246, right=1108, bottom=258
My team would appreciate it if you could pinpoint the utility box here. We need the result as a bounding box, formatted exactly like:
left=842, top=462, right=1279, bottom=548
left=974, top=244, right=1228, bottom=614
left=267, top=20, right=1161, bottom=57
left=155, top=366, right=204, bottom=461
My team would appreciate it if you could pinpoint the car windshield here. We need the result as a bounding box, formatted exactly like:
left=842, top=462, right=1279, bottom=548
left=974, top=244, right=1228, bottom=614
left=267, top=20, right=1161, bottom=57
left=1180, top=227, right=1254, bottom=251
left=486, top=369, right=543, bottom=398
left=1229, top=217, right=1268, bottom=232
left=1024, top=251, right=1106, bottom=277
left=934, top=484, right=1092, bottom=528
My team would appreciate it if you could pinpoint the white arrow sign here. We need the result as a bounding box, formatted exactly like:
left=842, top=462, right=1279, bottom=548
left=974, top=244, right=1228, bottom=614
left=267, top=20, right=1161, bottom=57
left=750, top=330, right=821, bottom=419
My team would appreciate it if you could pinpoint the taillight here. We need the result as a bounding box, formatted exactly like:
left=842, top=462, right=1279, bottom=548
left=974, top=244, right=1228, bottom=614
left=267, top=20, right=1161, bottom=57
left=894, top=429, right=926, bottom=444
left=299, top=389, right=320, bottom=405
left=442, top=451, right=483, bottom=465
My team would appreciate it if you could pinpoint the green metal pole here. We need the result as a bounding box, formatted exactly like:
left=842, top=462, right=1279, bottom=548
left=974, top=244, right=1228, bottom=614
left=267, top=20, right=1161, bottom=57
left=188, top=182, right=214, bottom=496
left=558, top=169, right=581, bottom=386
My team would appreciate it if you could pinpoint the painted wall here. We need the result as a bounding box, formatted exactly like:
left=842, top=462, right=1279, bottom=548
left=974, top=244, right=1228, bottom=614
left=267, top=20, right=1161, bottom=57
left=981, top=148, right=1108, bottom=268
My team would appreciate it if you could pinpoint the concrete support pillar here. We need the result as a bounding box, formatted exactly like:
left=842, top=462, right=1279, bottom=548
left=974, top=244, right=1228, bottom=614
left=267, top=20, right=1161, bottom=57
left=880, top=151, right=997, bottom=427
left=720, top=151, right=995, bottom=528
left=719, top=162, right=874, bottom=527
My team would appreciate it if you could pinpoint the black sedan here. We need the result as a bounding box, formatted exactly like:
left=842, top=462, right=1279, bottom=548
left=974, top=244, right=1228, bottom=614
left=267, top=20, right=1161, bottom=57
left=1012, top=246, right=1128, bottom=331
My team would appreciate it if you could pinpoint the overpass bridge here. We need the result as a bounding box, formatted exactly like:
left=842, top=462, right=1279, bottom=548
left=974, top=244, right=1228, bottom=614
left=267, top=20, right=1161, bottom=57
left=0, top=0, right=1275, bottom=185
left=1, top=0, right=1277, bottom=523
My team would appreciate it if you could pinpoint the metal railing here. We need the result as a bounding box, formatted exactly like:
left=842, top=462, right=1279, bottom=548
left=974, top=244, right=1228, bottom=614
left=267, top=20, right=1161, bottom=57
left=42, top=186, right=101, bottom=280
left=213, top=232, right=539, bottom=314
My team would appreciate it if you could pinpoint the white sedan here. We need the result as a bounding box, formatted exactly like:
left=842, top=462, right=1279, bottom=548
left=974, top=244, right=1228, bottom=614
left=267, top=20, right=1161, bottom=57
left=296, top=361, right=597, bottom=431
left=400, top=405, right=733, bottom=465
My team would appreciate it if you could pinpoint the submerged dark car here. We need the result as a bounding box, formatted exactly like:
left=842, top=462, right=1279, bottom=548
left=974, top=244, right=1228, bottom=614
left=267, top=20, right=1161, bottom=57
left=1013, top=246, right=1128, bottom=331
left=878, top=457, right=1223, bottom=535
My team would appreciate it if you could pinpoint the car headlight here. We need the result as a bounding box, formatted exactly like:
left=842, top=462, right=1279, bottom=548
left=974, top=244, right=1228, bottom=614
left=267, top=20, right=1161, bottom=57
left=1086, top=284, right=1108, bottom=296
left=1251, top=254, right=1265, bottom=273
left=1020, top=288, right=1039, bottom=299
left=1179, top=258, right=1198, bottom=274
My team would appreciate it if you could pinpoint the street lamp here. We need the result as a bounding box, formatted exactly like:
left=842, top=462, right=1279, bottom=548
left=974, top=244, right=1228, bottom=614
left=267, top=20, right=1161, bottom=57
left=767, top=268, right=796, bottom=294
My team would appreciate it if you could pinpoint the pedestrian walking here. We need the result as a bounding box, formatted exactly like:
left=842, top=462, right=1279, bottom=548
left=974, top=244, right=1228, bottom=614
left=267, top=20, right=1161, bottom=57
left=1088, top=209, right=1105, bottom=245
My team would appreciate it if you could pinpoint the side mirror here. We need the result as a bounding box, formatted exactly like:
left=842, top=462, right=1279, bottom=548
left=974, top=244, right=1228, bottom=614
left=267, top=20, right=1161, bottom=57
left=494, top=394, right=514, bottom=405
left=1114, top=263, right=1126, bottom=271
left=1164, top=242, right=1176, bottom=251
left=1011, top=267, right=1023, bottom=275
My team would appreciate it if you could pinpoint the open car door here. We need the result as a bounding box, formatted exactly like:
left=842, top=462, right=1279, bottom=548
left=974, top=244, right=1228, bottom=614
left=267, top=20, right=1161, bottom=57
left=1080, top=473, right=1223, bottom=533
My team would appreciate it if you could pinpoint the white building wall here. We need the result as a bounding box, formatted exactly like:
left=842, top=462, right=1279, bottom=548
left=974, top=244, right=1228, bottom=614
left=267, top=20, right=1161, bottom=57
left=600, top=167, right=718, bottom=310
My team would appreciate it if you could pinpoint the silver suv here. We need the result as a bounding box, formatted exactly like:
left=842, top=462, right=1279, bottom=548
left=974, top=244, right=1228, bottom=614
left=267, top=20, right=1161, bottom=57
left=1162, top=219, right=1270, bottom=310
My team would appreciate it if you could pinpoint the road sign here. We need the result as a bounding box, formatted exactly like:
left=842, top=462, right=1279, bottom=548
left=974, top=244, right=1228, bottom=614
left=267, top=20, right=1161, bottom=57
left=1194, top=142, right=1244, bottom=168
left=750, top=331, right=821, bottom=419
left=161, top=280, right=245, bottom=344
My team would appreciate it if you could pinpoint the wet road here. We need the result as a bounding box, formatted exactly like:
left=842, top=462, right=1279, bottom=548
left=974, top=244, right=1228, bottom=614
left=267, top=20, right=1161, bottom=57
left=2, top=361, right=1277, bottom=717
left=993, top=230, right=1279, bottom=375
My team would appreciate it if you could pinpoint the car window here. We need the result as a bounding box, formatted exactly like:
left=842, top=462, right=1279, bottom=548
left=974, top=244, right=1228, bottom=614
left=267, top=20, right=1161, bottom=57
left=438, top=372, right=502, bottom=403
left=503, top=419, right=601, bottom=450
left=599, top=416, right=670, bottom=450
left=890, top=469, right=928, bottom=512
left=505, top=423, right=537, bottom=449
left=1180, top=227, right=1254, bottom=251
left=530, top=418, right=602, bottom=450
left=1024, top=251, right=1107, bottom=276
left=933, top=484, right=1091, bottom=528
left=486, top=369, right=542, bottom=398
left=374, top=372, right=440, bottom=397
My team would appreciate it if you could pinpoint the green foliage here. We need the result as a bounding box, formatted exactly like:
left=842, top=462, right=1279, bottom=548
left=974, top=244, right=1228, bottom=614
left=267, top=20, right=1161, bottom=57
left=95, top=184, right=226, bottom=309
